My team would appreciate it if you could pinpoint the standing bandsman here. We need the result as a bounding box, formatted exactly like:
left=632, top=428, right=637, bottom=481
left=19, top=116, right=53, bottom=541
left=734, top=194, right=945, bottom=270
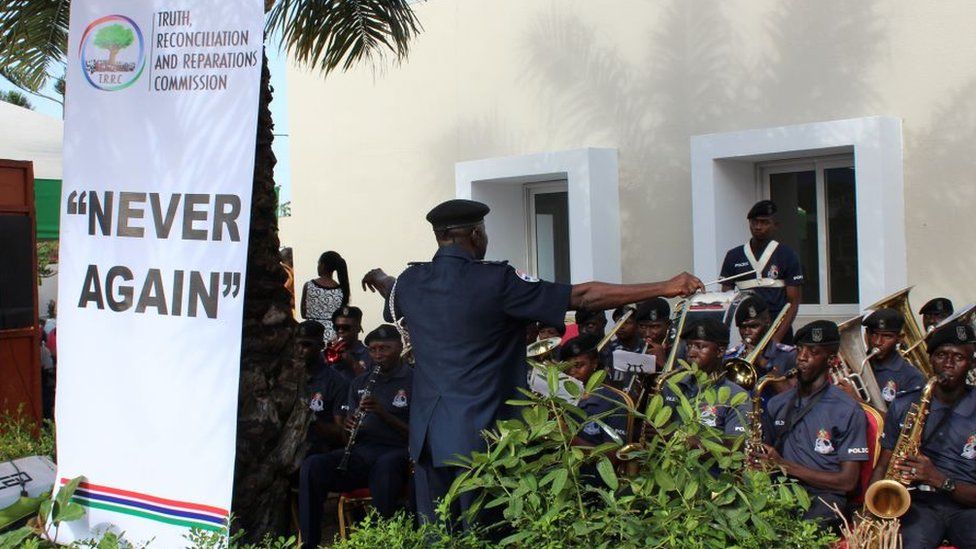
left=871, top=322, right=976, bottom=548
left=720, top=200, right=803, bottom=343
left=726, top=295, right=796, bottom=397
left=362, top=198, right=704, bottom=523
left=863, top=308, right=926, bottom=404
left=920, top=297, right=954, bottom=332
left=298, top=325, right=412, bottom=549
left=661, top=318, right=750, bottom=438
left=755, top=321, right=869, bottom=528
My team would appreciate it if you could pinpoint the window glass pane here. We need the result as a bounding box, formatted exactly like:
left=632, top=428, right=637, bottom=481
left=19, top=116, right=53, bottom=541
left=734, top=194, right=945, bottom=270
left=769, top=171, right=819, bottom=304
left=825, top=167, right=859, bottom=304
left=534, top=191, right=570, bottom=283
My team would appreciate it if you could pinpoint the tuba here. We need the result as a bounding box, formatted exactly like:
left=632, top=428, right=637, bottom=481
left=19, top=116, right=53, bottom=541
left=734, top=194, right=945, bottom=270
left=863, top=375, right=941, bottom=519
left=867, top=287, right=933, bottom=377
left=835, top=316, right=887, bottom=412
left=722, top=303, right=792, bottom=391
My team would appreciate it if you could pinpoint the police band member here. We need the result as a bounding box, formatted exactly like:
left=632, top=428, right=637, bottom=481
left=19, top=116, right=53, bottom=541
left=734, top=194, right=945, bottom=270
left=298, top=325, right=412, bottom=549
left=601, top=305, right=643, bottom=384
left=662, top=318, right=750, bottom=438
left=636, top=297, right=672, bottom=367
left=720, top=200, right=803, bottom=343
left=361, top=198, right=703, bottom=523
left=559, top=334, right=629, bottom=446
left=576, top=308, right=608, bottom=338
left=920, top=297, right=954, bottom=332
left=871, top=323, right=976, bottom=549
left=726, top=295, right=796, bottom=397
left=756, top=320, right=869, bottom=527
left=330, top=305, right=372, bottom=379
left=863, top=308, right=926, bottom=404
left=297, top=321, right=350, bottom=456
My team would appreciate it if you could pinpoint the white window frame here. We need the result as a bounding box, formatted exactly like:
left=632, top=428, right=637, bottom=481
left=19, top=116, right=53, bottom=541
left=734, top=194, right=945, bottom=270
left=758, top=155, right=859, bottom=318
left=455, top=148, right=621, bottom=284
left=524, top=181, right=569, bottom=280
left=690, top=116, right=906, bottom=321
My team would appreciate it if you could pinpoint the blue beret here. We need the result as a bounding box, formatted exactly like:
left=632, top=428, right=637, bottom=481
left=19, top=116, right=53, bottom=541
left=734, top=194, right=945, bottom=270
left=928, top=322, right=976, bottom=352
left=920, top=298, right=953, bottom=316
left=735, top=295, right=769, bottom=325
left=558, top=334, right=601, bottom=361
left=636, top=298, right=671, bottom=323
left=863, top=308, right=904, bottom=332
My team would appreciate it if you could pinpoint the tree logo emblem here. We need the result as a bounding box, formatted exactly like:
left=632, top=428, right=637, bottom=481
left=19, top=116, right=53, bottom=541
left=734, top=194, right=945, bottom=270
left=79, top=15, right=145, bottom=91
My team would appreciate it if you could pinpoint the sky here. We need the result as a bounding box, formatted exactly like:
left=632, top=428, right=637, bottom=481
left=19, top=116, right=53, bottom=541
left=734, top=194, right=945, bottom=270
left=0, top=40, right=294, bottom=206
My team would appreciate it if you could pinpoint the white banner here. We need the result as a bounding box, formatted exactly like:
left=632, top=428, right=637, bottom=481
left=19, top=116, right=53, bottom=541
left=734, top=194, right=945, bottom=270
left=56, top=0, right=263, bottom=545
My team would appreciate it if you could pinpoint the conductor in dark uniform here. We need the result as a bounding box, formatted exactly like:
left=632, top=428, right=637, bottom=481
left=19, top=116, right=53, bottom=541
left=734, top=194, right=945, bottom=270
left=362, top=198, right=704, bottom=523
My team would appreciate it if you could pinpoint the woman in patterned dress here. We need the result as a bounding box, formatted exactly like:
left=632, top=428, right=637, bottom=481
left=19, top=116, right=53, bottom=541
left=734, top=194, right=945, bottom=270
left=301, top=251, right=350, bottom=343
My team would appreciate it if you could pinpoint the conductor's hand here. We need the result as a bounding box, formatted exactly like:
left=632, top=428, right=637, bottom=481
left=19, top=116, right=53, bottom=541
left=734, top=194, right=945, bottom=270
left=664, top=272, right=705, bottom=298
left=361, top=268, right=390, bottom=293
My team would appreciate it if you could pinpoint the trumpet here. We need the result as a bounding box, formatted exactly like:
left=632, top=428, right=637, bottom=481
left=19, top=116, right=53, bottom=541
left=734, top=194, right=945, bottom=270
left=863, top=375, right=941, bottom=519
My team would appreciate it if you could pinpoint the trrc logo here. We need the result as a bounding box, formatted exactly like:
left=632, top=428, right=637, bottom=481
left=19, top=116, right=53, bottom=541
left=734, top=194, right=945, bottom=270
left=79, top=15, right=145, bottom=91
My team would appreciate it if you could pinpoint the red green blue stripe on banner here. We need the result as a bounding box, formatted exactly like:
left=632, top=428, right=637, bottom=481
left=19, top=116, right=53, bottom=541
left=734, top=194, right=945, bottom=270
left=59, top=478, right=228, bottom=532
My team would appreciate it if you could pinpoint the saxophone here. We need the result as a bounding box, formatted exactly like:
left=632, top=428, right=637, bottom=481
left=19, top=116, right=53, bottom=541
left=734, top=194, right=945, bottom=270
left=746, top=370, right=797, bottom=471
left=863, top=375, right=941, bottom=519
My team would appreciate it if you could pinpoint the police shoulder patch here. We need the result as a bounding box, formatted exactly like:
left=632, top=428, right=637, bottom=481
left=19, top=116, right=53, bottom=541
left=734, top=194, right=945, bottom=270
left=775, top=343, right=795, bottom=352
left=513, top=268, right=539, bottom=283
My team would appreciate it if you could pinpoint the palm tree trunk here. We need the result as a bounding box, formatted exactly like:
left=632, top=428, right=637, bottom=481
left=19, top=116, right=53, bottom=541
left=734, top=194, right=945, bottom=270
left=232, top=49, right=307, bottom=541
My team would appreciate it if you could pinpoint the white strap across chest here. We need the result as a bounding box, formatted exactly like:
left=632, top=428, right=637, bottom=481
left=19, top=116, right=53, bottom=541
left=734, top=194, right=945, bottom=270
left=736, top=241, right=786, bottom=289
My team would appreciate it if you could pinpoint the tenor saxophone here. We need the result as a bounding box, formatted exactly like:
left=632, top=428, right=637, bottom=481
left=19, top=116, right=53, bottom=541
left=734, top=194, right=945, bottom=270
left=863, top=375, right=941, bottom=519
left=746, top=370, right=797, bottom=471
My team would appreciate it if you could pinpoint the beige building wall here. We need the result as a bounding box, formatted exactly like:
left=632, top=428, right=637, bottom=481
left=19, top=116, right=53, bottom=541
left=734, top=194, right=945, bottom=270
left=286, top=0, right=976, bottom=329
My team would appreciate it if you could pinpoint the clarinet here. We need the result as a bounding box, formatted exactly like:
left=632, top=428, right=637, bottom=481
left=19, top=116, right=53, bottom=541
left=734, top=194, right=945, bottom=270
left=337, top=361, right=383, bottom=471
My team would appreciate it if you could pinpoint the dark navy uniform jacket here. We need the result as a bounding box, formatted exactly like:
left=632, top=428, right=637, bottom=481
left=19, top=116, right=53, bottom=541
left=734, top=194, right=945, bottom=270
left=387, top=245, right=572, bottom=465
left=720, top=242, right=803, bottom=315
left=871, top=353, right=925, bottom=405
left=724, top=342, right=797, bottom=377
left=578, top=386, right=629, bottom=445
left=883, top=387, right=976, bottom=486
left=347, top=363, right=412, bottom=451
left=764, top=383, right=869, bottom=500
left=308, top=357, right=350, bottom=447
left=662, top=374, right=750, bottom=437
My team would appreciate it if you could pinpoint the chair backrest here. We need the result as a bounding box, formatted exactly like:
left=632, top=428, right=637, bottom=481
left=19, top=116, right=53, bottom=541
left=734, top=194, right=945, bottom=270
left=853, top=403, right=884, bottom=504
left=601, top=384, right=636, bottom=443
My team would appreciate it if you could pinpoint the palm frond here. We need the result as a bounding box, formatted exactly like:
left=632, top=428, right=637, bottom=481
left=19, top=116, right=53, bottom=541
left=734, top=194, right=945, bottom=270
left=266, top=0, right=422, bottom=74
left=0, top=0, right=70, bottom=92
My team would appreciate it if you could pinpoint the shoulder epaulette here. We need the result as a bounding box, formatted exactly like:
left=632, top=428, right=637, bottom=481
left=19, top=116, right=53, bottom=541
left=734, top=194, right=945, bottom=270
left=476, top=260, right=509, bottom=266
left=775, top=343, right=795, bottom=352
left=407, top=261, right=430, bottom=266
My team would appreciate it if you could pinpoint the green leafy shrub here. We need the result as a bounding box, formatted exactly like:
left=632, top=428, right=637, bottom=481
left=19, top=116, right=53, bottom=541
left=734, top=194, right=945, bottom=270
left=0, top=407, right=55, bottom=461
left=439, top=363, right=835, bottom=548
left=330, top=511, right=487, bottom=549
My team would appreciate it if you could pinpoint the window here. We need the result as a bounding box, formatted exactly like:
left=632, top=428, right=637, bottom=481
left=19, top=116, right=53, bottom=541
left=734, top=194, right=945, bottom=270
left=761, top=156, right=859, bottom=315
left=525, top=182, right=570, bottom=283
